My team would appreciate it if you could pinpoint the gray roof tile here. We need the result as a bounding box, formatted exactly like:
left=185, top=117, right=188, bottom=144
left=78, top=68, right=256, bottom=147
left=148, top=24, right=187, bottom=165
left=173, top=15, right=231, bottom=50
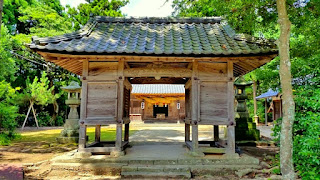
left=28, top=16, right=277, bottom=56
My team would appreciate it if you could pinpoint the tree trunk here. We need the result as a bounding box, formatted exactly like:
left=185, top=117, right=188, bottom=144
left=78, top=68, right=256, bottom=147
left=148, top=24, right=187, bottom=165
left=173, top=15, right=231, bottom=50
left=276, top=0, right=295, bottom=179
left=0, top=0, right=3, bottom=35
left=253, top=79, right=258, bottom=123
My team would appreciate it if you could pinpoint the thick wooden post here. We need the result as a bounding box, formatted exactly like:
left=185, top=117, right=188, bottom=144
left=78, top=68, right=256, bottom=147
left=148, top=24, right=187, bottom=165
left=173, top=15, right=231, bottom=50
left=185, top=123, right=190, bottom=141
left=115, top=123, right=122, bottom=150
left=95, top=125, right=101, bottom=142
left=115, top=59, right=124, bottom=152
left=214, top=125, right=219, bottom=142
left=124, top=123, right=129, bottom=142
left=192, top=124, right=198, bottom=150
left=79, top=59, right=88, bottom=150
left=191, top=61, right=199, bottom=151
left=226, top=61, right=235, bottom=155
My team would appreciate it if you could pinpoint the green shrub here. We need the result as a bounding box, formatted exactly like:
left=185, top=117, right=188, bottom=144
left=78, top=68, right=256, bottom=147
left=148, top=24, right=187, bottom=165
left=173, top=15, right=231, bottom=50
left=273, top=86, right=320, bottom=179
left=37, top=111, right=52, bottom=126
left=55, top=115, right=64, bottom=126
left=0, top=81, right=20, bottom=145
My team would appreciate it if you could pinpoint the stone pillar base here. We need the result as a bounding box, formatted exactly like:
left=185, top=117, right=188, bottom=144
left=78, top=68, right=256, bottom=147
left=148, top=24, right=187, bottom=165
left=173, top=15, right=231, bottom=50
left=57, top=118, right=79, bottom=144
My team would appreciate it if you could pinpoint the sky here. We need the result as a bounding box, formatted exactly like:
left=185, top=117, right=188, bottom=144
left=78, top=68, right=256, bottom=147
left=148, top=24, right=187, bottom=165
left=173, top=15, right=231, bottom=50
left=60, top=0, right=174, bottom=17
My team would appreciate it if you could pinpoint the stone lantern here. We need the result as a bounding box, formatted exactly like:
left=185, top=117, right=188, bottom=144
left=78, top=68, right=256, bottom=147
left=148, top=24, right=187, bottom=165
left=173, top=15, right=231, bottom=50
left=234, top=77, right=260, bottom=141
left=57, top=81, right=81, bottom=143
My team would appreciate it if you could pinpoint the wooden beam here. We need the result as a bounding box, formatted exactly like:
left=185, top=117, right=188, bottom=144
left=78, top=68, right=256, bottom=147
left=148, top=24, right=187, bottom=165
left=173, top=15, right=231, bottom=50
left=124, top=78, right=132, bottom=90
left=124, top=67, right=192, bottom=77
left=185, top=79, right=191, bottom=89
left=37, top=51, right=277, bottom=63
left=124, top=62, right=130, bottom=69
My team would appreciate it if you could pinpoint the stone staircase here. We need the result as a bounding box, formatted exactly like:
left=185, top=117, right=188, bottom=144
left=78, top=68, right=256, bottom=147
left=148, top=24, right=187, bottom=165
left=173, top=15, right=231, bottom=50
left=119, top=158, right=261, bottom=179
left=26, top=147, right=263, bottom=179
left=121, top=165, right=191, bottom=179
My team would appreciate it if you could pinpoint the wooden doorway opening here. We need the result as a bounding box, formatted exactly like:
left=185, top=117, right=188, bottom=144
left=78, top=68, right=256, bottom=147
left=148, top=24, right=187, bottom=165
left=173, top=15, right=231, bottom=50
left=153, top=105, right=169, bottom=118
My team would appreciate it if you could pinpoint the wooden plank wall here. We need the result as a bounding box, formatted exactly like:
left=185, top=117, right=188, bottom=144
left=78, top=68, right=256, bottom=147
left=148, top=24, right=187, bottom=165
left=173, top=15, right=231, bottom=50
left=199, top=82, right=228, bottom=124
left=86, top=82, right=117, bottom=118
left=197, top=62, right=229, bottom=125
left=84, top=61, right=120, bottom=124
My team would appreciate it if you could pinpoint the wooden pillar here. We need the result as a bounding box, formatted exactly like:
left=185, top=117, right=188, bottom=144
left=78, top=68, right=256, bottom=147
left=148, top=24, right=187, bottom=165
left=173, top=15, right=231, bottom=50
left=95, top=125, right=101, bottom=142
left=265, top=99, right=268, bottom=126
left=192, top=124, right=198, bottom=150
left=124, top=123, right=129, bottom=142
left=115, top=123, right=122, bottom=150
left=191, top=61, right=199, bottom=151
left=115, top=59, right=125, bottom=151
left=214, top=125, right=219, bottom=142
left=226, top=61, right=235, bottom=154
left=79, top=59, right=88, bottom=150
left=185, top=123, right=190, bottom=141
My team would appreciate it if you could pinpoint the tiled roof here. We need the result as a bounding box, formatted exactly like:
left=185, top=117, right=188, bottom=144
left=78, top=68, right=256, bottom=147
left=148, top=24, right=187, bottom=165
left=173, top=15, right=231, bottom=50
left=28, top=16, right=277, bottom=56
left=131, top=84, right=185, bottom=94
left=256, top=89, right=279, bottom=99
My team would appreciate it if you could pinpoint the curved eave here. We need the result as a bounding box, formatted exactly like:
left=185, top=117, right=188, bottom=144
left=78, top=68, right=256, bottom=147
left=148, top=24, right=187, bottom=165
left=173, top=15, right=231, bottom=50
left=35, top=50, right=278, bottom=77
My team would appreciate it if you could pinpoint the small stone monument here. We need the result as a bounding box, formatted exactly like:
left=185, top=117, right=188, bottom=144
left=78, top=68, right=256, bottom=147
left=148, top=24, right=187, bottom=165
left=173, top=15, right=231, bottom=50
left=57, top=81, right=81, bottom=143
left=234, top=77, right=260, bottom=141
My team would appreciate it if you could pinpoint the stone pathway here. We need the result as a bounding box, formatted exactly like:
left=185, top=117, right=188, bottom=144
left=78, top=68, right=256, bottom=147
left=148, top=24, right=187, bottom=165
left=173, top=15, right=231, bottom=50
left=257, top=125, right=274, bottom=139
left=129, top=124, right=224, bottom=144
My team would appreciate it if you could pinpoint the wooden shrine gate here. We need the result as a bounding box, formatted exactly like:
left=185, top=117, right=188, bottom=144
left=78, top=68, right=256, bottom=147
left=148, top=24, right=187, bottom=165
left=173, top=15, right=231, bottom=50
left=28, top=16, right=277, bottom=156
left=76, top=59, right=242, bottom=155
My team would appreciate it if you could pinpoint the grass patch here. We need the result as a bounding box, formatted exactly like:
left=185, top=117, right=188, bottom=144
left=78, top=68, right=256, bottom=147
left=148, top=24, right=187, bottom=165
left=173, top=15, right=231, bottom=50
left=14, top=127, right=136, bottom=143
left=0, top=127, right=136, bottom=153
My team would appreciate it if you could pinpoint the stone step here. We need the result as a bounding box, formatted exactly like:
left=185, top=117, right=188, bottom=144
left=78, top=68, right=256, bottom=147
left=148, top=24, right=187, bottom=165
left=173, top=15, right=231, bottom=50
left=121, top=171, right=191, bottom=179
left=51, top=162, right=123, bottom=176
left=122, top=165, right=190, bottom=172
left=122, top=164, right=261, bottom=172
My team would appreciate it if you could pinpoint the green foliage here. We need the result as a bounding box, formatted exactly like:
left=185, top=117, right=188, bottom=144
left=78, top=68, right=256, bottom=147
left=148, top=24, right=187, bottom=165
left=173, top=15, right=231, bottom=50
left=0, top=24, right=18, bottom=82
left=38, top=0, right=65, bottom=15
left=2, top=0, right=35, bottom=33
left=173, top=1, right=320, bottom=178
left=0, top=81, right=20, bottom=144
left=18, top=3, right=73, bottom=38
left=37, top=111, right=51, bottom=126
left=66, top=0, right=128, bottom=29
left=272, top=86, right=320, bottom=179
left=23, top=71, right=58, bottom=106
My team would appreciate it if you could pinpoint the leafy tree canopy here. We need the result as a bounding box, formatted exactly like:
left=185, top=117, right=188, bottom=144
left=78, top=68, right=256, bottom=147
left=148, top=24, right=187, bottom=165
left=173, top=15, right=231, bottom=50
left=66, top=0, right=129, bottom=29
left=22, top=71, right=58, bottom=106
